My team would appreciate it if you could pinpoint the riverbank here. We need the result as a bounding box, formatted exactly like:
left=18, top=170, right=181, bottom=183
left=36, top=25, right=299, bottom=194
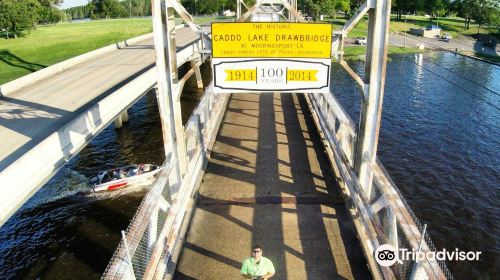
left=341, top=33, right=500, bottom=64
left=342, top=45, right=423, bottom=60
left=389, top=33, right=500, bottom=64
left=328, top=15, right=499, bottom=64
left=332, top=52, right=499, bottom=279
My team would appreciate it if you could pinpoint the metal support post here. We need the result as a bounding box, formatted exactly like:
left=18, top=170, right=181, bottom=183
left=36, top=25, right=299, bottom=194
left=167, top=6, right=188, bottom=176
left=121, top=110, right=129, bottom=122
left=191, top=56, right=203, bottom=89
left=114, top=114, right=123, bottom=129
left=122, top=230, right=137, bottom=280
left=385, top=207, right=398, bottom=249
left=237, top=0, right=241, bottom=19
left=152, top=0, right=185, bottom=184
left=404, top=15, right=407, bottom=48
left=287, top=0, right=291, bottom=21
left=354, top=0, right=391, bottom=198
left=410, top=224, right=427, bottom=280
left=292, top=0, right=297, bottom=22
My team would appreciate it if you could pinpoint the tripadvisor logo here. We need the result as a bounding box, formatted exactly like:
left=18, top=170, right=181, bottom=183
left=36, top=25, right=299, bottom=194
left=375, top=244, right=398, bottom=266
left=374, top=244, right=482, bottom=267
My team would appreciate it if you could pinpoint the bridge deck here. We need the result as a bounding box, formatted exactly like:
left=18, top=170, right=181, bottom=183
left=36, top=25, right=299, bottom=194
left=0, top=27, right=199, bottom=172
left=174, top=93, right=369, bottom=279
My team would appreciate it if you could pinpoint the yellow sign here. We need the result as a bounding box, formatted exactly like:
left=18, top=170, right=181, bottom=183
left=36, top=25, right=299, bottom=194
left=223, top=68, right=319, bottom=82
left=212, top=23, right=332, bottom=58
left=224, top=69, right=256, bottom=81
left=287, top=69, right=318, bottom=81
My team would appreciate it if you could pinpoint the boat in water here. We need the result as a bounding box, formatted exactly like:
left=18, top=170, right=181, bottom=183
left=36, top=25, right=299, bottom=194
left=90, top=164, right=162, bottom=192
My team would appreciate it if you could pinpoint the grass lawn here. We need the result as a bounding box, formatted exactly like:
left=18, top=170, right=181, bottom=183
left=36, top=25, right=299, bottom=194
left=472, top=52, right=500, bottom=63
left=0, top=19, right=153, bottom=85
left=342, top=45, right=423, bottom=60
left=325, top=15, right=498, bottom=40
left=0, top=15, right=494, bottom=85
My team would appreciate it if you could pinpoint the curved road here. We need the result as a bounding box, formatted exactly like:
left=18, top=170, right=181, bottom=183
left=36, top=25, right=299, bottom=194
left=0, top=27, right=200, bottom=172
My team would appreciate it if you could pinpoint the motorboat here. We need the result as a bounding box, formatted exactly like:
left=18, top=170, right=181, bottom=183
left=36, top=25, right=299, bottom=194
left=90, top=164, right=162, bottom=192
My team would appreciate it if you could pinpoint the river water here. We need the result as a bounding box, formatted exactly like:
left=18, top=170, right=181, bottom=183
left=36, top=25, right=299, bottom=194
left=332, top=52, right=499, bottom=279
left=0, top=63, right=208, bottom=279
left=0, top=53, right=498, bottom=279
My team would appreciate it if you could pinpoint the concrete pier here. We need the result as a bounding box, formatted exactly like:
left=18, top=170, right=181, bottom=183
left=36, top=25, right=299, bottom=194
left=114, top=110, right=129, bottom=129
left=174, top=93, right=369, bottom=279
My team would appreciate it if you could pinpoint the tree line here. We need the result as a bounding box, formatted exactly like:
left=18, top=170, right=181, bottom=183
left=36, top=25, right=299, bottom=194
left=1, top=0, right=498, bottom=38
left=64, top=0, right=152, bottom=21
left=0, top=0, right=64, bottom=37
left=181, top=0, right=498, bottom=30
left=393, top=0, right=499, bottom=30
left=0, top=0, right=152, bottom=38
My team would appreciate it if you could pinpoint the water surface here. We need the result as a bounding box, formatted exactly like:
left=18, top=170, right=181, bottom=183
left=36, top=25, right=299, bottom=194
left=0, top=62, right=209, bottom=279
left=331, top=52, right=499, bottom=279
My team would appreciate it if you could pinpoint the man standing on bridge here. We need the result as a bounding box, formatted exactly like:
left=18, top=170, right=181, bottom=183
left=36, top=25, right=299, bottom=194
left=241, top=245, right=275, bottom=279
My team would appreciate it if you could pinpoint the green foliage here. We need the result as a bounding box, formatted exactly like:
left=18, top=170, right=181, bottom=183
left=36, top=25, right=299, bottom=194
left=64, top=3, right=94, bottom=20
left=92, top=0, right=127, bottom=19
left=195, top=0, right=230, bottom=14
left=38, top=6, right=64, bottom=24
left=453, top=0, right=499, bottom=30
left=0, top=0, right=40, bottom=37
left=0, top=18, right=152, bottom=84
left=131, top=0, right=151, bottom=17
left=424, top=0, right=449, bottom=18
left=299, top=0, right=351, bottom=19
left=335, top=0, right=350, bottom=16
left=65, top=0, right=151, bottom=20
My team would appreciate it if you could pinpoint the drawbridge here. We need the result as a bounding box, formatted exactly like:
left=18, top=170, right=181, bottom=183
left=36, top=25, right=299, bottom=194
left=0, top=0, right=454, bottom=279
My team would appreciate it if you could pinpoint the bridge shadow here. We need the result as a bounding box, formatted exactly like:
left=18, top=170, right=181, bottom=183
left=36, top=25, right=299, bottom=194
left=0, top=50, right=47, bottom=72
left=0, top=63, right=154, bottom=172
left=174, top=93, right=370, bottom=279
left=2, top=192, right=141, bottom=279
left=473, top=39, right=499, bottom=60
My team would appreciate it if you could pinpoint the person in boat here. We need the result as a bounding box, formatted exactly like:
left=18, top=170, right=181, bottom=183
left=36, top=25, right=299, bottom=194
left=241, top=245, right=275, bottom=279
left=141, top=164, right=151, bottom=172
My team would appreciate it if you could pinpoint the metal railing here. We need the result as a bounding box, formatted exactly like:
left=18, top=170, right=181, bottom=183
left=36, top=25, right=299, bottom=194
left=101, top=0, right=455, bottom=279
left=101, top=83, right=229, bottom=280
left=306, top=91, right=453, bottom=279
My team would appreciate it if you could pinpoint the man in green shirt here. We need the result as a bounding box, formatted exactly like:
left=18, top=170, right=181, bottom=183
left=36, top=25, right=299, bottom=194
left=241, top=245, right=275, bottom=279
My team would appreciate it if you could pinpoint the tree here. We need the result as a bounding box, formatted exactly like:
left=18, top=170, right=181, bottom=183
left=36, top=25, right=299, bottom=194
left=335, top=0, right=350, bottom=19
left=471, top=0, right=500, bottom=32
left=393, top=0, right=412, bottom=21
left=0, top=0, right=40, bottom=38
left=91, top=0, right=127, bottom=19
left=197, top=0, right=227, bottom=14
left=318, top=0, right=336, bottom=17
left=38, top=6, right=63, bottom=24
left=36, top=0, right=64, bottom=24
left=425, top=0, right=449, bottom=19
left=131, top=0, right=151, bottom=17
left=453, top=0, right=499, bottom=30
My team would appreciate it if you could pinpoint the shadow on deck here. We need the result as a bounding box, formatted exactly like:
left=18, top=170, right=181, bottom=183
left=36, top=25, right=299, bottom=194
left=174, top=93, right=371, bottom=280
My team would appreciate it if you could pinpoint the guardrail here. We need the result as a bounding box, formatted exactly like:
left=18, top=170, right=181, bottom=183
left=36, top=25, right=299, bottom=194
left=0, top=33, right=153, bottom=97
left=306, top=91, right=453, bottom=280
left=101, top=83, right=229, bottom=280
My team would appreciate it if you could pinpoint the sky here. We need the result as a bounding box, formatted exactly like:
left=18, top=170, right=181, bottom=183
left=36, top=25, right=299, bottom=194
left=60, top=0, right=90, bottom=9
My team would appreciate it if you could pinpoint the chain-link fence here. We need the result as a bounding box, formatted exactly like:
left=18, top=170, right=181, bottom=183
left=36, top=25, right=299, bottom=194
left=101, top=83, right=229, bottom=280
left=308, top=91, right=454, bottom=280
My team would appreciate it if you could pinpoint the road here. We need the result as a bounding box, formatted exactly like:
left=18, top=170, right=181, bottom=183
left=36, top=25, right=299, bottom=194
left=0, top=27, right=199, bottom=172
left=389, top=32, right=500, bottom=58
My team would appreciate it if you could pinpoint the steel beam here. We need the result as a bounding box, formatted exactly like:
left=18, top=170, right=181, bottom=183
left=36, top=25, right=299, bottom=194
left=354, top=0, right=392, bottom=197
left=0, top=69, right=156, bottom=228
left=152, top=0, right=184, bottom=183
